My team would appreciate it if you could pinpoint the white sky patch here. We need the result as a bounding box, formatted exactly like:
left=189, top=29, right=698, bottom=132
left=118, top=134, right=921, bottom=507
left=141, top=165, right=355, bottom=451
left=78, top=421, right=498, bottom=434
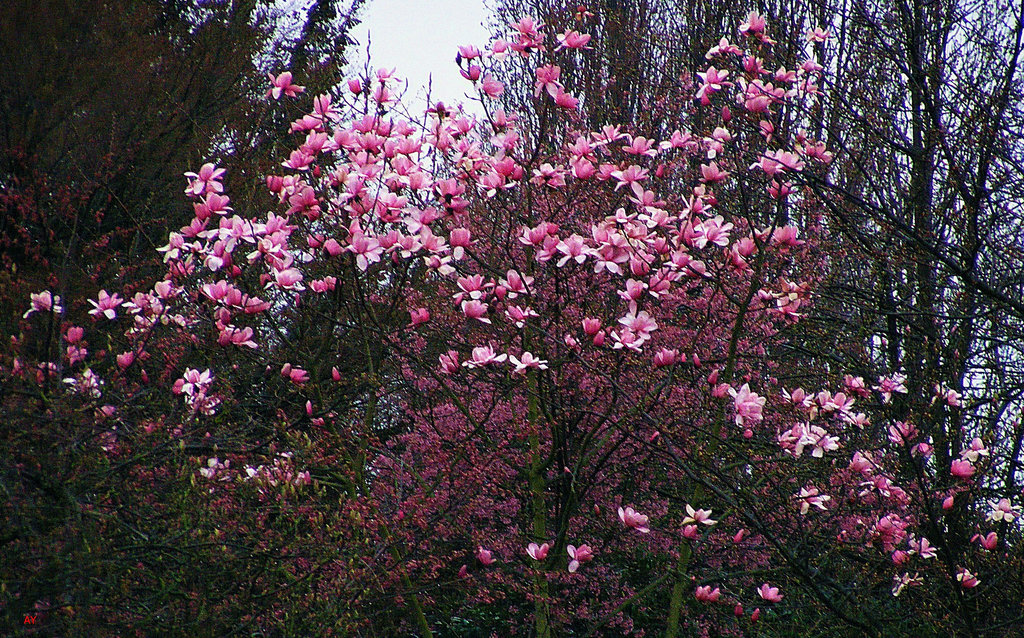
left=353, top=0, right=491, bottom=111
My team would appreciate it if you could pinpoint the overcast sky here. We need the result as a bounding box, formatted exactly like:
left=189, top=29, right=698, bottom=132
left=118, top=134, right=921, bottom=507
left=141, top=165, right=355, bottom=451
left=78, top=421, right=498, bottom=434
left=353, top=0, right=492, bottom=111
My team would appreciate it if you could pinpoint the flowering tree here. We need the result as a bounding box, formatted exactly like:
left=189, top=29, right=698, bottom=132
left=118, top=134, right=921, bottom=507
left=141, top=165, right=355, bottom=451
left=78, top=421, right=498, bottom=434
left=3, top=8, right=1022, bottom=637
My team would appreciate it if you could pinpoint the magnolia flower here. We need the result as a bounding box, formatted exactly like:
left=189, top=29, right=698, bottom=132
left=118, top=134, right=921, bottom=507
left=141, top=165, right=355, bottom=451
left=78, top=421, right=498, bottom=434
left=556, top=29, right=591, bottom=50
left=505, top=305, right=539, bottom=328
left=653, top=348, right=679, bottom=368
left=739, top=11, right=766, bottom=37
left=87, top=290, right=124, bottom=320
left=438, top=350, right=460, bottom=375
left=461, top=299, right=491, bottom=324
left=178, top=369, right=211, bottom=396
left=280, top=363, right=309, bottom=385
left=618, top=506, right=650, bottom=533
left=795, top=486, right=831, bottom=514
left=730, top=383, right=765, bottom=427
left=806, top=26, right=830, bottom=42
left=933, top=383, right=962, bottom=407
left=526, top=542, right=550, bottom=561
left=906, top=535, right=936, bottom=559
left=988, top=498, right=1019, bottom=523
left=950, top=459, right=975, bottom=479
left=23, top=291, right=63, bottom=318
left=974, top=532, right=998, bottom=551
left=892, top=572, right=922, bottom=597
left=64, top=369, right=103, bottom=398
left=464, top=345, right=507, bottom=368
left=409, top=308, right=430, bottom=326
left=874, top=374, right=908, bottom=403
left=683, top=504, right=717, bottom=526
left=477, top=546, right=496, bottom=565
left=510, top=351, right=549, bottom=374
left=960, top=437, right=989, bottom=463
left=956, top=567, right=980, bottom=589
left=566, top=544, right=593, bottom=572
left=199, top=457, right=231, bottom=480
left=267, top=71, right=304, bottom=99
left=757, top=583, right=782, bottom=603
left=184, top=163, right=226, bottom=197
left=695, top=585, right=721, bottom=602
left=696, top=67, right=730, bottom=102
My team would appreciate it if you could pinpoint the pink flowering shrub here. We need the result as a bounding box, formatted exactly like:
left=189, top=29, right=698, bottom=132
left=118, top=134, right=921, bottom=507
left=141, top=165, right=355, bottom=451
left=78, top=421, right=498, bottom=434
left=3, top=9, right=1022, bottom=638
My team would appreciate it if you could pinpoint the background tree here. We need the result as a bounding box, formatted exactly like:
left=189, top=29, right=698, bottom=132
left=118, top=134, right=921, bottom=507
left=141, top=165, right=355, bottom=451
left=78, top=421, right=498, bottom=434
left=0, top=0, right=366, bottom=337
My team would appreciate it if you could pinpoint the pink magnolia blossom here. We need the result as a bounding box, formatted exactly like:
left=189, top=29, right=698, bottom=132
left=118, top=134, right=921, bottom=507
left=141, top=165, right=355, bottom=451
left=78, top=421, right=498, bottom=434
left=280, top=363, right=308, bottom=385
left=706, top=37, right=742, bottom=58
left=177, top=368, right=213, bottom=396
left=67, top=345, right=88, bottom=365
left=115, top=351, right=135, bottom=370
left=476, top=546, right=496, bottom=565
left=957, top=567, right=980, bottom=588
left=556, top=30, right=591, bottom=50
left=87, top=290, right=124, bottom=320
left=526, top=542, right=550, bottom=561
left=950, top=459, right=975, bottom=479
left=218, top=325, right=257, bottom=348
left=682, top=504, right=717, bottom=526
left=806, top=26, right=831, bottom=43
left=409, top=308, right=430, bottom=326
left=961, top=437, right=989, bottom=463
left=505, top=305, right=539, bottom=328
left=988, top=498, right=1019, bottom=523
left=23, top=291, right=63, bottom=318
left=566, top=544, right=593, bottom=572
left=553, top=89, right=579, bottom=110
left=273, top=268, right=304, bottom=291
left=480, top=75, right=504, bottom=97
left=930, top=383, right=963, bottom=407
left=438, top=350, right=460, bottom=375
left=534, top=64, right=562, bottom=98
left=184, top=163, right=226, bottom=197
left=874, top=374, right=908, bottom=403
left=531, top=163, right=568, bottom=188
left=457, top=44, right=481, bottom=60
left=509, top=352, right=549, bottom=374
left=610, top=164, right=648, bottom=191
left=653, top=348, right=679, bottom=368
left=729, top=383, right=765, bottom=427
left=757, top=583, right=782, bottom=603
left=582, top=318, right=602, bottom=336
left=699, top=161, right=729, bottom=184
left=464, top=345, right=507, bottom=368
left=695, top=585, right=721, bottom=603
left=696, top=66, right=730, bottom=102
left=739, top=11, right=766, bottom=37
left=974, top=532, right=998, bottom=551
left=63, top=368, right=103, bottom=398
left=267, top=71, right=305, bottom=99
left=348, top=232, right=383, bottom=271
left=461, top=299, right=491, bottom=324
left=555, top=234, right=590, bottom=267
left=795, top=486, right=831, bottom=514
left=618, top=506, right=650, bottom=533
